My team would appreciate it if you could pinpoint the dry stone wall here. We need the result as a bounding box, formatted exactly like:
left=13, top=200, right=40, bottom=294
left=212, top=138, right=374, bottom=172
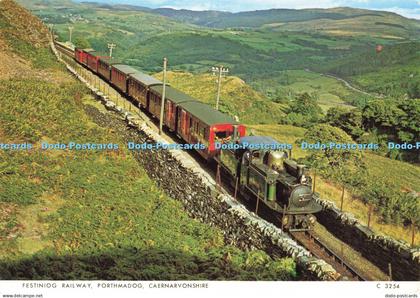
left=316, top=199, right=420, bottom=281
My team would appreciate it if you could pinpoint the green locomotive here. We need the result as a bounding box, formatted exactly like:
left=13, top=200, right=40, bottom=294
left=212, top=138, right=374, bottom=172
left=217, top=136, right=322, bottom=231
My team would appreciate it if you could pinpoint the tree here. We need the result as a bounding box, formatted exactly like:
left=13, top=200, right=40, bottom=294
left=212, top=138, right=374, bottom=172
left=362, top=99, right=404, bottom=132
left=73, top=37, right=91, bottom=49
left=398, top=99, right=420, bottom=140
left=287, top=92, right=322, bottom=127
left=300, top=124, right=367, bottom=189
left=326, top=107, right=364, bottom=139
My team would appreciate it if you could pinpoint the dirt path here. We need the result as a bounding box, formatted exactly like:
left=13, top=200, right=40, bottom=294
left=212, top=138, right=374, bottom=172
left=304, top=69, right=382, bottom=98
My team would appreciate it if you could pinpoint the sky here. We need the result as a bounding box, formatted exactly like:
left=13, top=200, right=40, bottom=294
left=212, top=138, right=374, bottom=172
left=77, top=0, right=420, bottom=19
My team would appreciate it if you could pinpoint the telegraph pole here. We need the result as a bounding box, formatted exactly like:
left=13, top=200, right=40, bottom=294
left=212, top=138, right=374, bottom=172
left=108, top=43, right=116, bottom=58
left=159, top=57, right=168, bottom=135
left=211, top=65, right=229, bottom=110
left=68, top=26, right=74, bottom=43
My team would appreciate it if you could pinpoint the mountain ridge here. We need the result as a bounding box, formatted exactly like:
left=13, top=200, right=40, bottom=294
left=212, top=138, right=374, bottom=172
left=73, top=2, right=420, bottom=39
left=78, top=2, right=420, bottom=25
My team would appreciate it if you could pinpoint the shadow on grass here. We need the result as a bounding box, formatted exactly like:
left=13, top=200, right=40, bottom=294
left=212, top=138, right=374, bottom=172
left=0, top=247, right=296, bottom=280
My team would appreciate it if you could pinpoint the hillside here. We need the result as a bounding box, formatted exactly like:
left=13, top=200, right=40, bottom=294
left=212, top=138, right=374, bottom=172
left=153, top=71, right=286, bottom=124
left=149, top=7, right=420, bottom=40
left=0, top=0, right=296, bottom=280
left=70, top=3, right=420, bottom=40
left=315, top=41, right=420, bottom=98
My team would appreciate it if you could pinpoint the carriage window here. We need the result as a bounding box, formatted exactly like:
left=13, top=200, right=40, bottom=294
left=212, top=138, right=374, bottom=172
left=215, top=131, right=227, bottom=139
left=215, top=131, right=232, bottom=143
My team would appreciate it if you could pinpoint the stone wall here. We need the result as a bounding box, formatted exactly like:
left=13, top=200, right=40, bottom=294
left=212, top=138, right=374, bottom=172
left=316, top=199, right=420, bottom=281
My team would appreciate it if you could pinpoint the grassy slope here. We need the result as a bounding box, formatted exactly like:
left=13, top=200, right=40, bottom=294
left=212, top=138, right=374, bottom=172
left=0, top=0, right=296, bottom=280
left=250, top=70, right=360, bottom=111
left=352, top=57, right=420, bottom=96
left=153, top=71, right=287, bottom=124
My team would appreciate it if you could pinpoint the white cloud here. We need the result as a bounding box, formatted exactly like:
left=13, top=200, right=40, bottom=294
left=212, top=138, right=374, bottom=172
left=229, top=0, right=341, bottom=10
left=162, top=3, right=212, bottom=10
left=378, top=7, right=420, bottom=19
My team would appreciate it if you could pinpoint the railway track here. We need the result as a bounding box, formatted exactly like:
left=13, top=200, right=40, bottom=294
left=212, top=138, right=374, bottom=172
left=53, top=41, right=378, bottom=281
left=290, top=230, right=367, bottom=281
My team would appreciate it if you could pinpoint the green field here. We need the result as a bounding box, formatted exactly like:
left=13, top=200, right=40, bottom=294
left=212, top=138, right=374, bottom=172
left=251, top=70, right=363, bottom=111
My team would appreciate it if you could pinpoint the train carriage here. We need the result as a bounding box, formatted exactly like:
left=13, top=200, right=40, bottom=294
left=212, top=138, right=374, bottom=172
left=75, top=48, right=95, bottom=66
left=98, top=57, right=121, bottom=81
left=86, top=51, right=100, bottom=73
left=128, top=72, right=162, bottom=109
left=110, top=64, right=137, bottom=94
left=177, top=100, right=246, bottom=159
left=148, top=85, right=194, bottom=131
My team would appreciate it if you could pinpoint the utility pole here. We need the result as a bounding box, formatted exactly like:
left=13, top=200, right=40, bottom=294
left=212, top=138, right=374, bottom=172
left=159, top=57, right=168, bottom=135
left=68, top=26, right=73, bottom=43
left=108, top=43, right=116, bottom=58
left=211, top=65, right=229, bottom=110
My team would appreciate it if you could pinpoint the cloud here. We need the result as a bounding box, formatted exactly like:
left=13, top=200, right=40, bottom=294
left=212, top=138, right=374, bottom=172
left=214, top=0, right=340, bottom=10
left=377, top=7, right=420, bottom=19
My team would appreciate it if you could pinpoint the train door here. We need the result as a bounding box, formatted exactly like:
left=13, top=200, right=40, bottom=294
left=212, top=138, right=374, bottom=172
left=183, top=113, right=190, bottom=141
left=176, top=109, right=182, bottom=136
left=179, top=110, right=188, bottom=139
left=138, top=84, right=145, bottom=107
left=190, top=118, right=198, bottom=144
left=165, top=101, right=172, bottom=129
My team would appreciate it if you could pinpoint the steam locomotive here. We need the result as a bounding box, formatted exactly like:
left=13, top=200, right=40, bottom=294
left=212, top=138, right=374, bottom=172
left=218, top=136, right=322, bottom=231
